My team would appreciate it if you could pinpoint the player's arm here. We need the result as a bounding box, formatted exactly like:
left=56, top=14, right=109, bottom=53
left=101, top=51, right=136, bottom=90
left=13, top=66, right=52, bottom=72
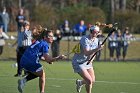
left=81, top=37, right=103, bottom=56
left=83, top=47, right=98, bottom=56
left=43, top=53, right=66, bottom=64
left=83, top=45, right=103, bottom=56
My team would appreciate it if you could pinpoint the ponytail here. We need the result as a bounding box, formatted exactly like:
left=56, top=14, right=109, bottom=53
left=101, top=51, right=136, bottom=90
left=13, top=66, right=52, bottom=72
left=32, top=25, right=52, bottom=40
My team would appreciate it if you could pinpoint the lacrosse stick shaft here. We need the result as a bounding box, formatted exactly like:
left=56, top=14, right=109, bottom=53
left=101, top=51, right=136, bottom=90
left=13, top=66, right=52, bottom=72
left=86, top=37, right=108, bottom=65
left=64, top=52, right=73, bottom=56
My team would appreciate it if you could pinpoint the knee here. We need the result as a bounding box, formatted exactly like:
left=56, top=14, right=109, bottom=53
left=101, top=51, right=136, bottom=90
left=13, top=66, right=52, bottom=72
left=39, top=71, right=45, bottom=82
left=92, top=78, right=95, bottom=84
left=42, top=70, right=45, bottom=78
left=86, top=78, right=95, bottom=85
left=87, top=79, right=95, bottom=85
left=39, top=70, right=45, bottom=78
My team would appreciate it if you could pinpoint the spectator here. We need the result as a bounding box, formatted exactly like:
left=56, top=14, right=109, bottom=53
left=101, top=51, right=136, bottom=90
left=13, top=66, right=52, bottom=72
left=16, top=8, right=26, bottom=32
left=122, top=27, right=133, bottom=61
left=0, top=27, right=9, bottom=55
left=0, top=10, right=3, bottom=30
left=96, top=30, right=105, bottom=61
left=116, top=29, right=123, bottom=61
left=60, top=20, right=71, bottom=36
left=14, top=20, right=32, bottom=77
left=0, top=7, right=10, bottom=33
left=73, top=20, right=87, bottom=38
left=108, top=31, right=118, bottom=61
left=51, top=29, right=62, bottom=57
left=0, top=27, right=5, bottom=55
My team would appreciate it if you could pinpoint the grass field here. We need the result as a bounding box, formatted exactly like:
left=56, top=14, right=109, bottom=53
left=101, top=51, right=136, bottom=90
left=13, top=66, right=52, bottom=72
left=0, top=61, right=140, bottom=93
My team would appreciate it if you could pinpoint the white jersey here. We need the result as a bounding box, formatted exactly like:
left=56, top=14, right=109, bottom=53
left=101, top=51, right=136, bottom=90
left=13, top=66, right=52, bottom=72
left=72, top=35, right=99, bottom=64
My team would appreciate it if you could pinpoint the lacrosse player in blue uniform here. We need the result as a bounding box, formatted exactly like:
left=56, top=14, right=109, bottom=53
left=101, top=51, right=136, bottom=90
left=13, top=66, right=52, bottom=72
left=17, top=26, right=66, bottom=93
left=72, top=25, right=104, bottom=93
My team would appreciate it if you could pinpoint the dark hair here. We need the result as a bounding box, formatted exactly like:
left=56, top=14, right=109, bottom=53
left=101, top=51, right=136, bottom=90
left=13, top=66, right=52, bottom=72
left=41, top=29, right=52, bottom=39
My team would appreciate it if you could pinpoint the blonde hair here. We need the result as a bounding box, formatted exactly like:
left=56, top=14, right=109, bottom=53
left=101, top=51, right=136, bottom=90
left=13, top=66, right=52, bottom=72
left=32, top=25, right=52, bottom=40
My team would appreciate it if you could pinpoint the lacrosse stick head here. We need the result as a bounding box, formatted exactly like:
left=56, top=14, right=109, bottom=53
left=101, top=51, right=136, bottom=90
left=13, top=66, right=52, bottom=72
left=108, top=23, right=118, bottom=37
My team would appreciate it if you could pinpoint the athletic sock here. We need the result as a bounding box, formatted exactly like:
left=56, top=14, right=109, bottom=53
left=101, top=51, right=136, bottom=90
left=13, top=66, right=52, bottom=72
left=79, top=80, right=83, bottom=86
left=23, top=78, right=27, bottom=83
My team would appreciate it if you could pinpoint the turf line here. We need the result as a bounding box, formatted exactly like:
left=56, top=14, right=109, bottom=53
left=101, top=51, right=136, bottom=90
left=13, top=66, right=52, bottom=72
left=48, top=78, right=140, bottom=85
left=0, top=75, right=139, bottom=85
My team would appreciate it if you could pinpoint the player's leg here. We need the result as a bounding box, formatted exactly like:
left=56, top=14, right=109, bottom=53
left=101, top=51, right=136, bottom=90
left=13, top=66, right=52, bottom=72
left=20, top=70, right=45, bottom=93
left=33, top=70, right=46, bottom=93
left=86, top=68, right=95, bottom=92
left=25, top=71, right=38, bottom=81
left=18, top=71, right=38, bottom=93
left=18, top=63, right=44, bottom=93
left=78, top=68, right=94, bottom=93
left=18, top=70, right=45, bottom=93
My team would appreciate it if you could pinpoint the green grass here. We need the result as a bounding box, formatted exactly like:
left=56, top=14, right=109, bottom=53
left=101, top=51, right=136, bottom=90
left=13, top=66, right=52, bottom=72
left=0, top=61, right=140, bottom=93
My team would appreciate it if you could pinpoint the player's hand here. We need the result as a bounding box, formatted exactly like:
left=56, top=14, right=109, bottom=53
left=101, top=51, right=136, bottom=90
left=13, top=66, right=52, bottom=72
left=59, top=55, right=67, bottom=59
left=98, top=45, right=104, bottom=51
left=108, top=24, right=113, bottom=28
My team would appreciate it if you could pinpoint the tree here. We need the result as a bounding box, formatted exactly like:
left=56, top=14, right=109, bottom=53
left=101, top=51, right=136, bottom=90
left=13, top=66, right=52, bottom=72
left=120, top=0, right=126, bottom=11
left=135, top=0, right=140, bottom=13
left=111, top=0, right=115, bottom=23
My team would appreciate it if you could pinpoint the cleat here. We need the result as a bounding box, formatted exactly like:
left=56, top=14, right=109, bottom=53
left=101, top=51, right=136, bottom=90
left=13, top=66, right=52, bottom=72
left=18, top=79, right=25, bottom=93
left=76, top=79, right=83, bottom=93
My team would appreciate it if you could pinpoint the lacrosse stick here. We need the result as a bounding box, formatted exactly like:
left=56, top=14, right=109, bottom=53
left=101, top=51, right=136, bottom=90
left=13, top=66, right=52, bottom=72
left=86, top=23, right=118, bottom=65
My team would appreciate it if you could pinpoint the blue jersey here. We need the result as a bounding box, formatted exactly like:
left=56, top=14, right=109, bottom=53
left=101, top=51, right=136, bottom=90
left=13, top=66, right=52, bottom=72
left=20, top=40, right=49, bottom=72
left=74, top=24, right=87, bottom=33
